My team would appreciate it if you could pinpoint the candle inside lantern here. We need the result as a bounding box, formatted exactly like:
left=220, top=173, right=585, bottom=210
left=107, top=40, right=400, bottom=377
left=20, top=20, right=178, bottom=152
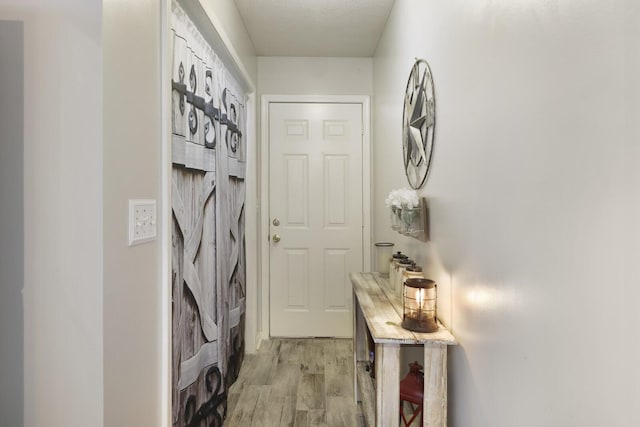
left=402, top=278, right=438, bottom=333
left=401, top=265, right=423, bottom=299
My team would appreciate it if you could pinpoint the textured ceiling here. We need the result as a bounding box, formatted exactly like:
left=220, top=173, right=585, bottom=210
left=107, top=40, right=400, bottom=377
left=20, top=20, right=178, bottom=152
left=233, top=0, right=395, bottom=57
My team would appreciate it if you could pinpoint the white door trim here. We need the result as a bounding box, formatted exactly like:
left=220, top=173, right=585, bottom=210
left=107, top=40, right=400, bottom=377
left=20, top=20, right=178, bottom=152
left=259, top=94, right=372, bottom=344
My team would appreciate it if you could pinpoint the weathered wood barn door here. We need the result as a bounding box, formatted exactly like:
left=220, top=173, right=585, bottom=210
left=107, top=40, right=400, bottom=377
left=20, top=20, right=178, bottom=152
left=170, top=2, right=247, bottom=426
left=219, top=87, right=247, bottom=387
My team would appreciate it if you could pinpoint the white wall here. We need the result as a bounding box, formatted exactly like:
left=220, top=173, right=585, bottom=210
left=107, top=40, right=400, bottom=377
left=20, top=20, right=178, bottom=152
left=0, top=1, right=104, bottom=426
left=373, top=0, right=640, bottom=425
left=622, top=2, right=640, bottom=420
left=203, top=0, right=257, bottom=85
left=0, top=1, right=257, bottom=426
left=0, top=19, right=24, bottom=427
left=103, top=0, right=163, bottom=425
left=102, top=0, right=258, bottom=423
left=258, top=56, right=373, bottom=96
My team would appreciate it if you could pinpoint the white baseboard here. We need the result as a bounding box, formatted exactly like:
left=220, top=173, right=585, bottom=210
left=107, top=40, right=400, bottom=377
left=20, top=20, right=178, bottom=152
left=255, top=331, right=268, bottom=351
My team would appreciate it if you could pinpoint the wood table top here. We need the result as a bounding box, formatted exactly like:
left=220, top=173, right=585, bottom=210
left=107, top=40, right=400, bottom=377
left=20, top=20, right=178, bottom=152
left=351, top=272, right=457, bottom=345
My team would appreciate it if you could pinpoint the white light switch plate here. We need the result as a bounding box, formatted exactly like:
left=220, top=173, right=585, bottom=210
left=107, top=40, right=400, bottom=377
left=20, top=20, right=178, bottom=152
left=128, top=199, right=157, bottom=246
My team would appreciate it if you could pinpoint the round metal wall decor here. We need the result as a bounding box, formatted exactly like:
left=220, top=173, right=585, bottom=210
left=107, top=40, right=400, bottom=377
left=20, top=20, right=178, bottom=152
left=402, top=58, right=436, bottom=189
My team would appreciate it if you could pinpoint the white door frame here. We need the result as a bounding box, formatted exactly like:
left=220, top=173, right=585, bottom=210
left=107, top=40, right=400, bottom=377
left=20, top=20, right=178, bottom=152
left=259, top=94, right=372, bottom=344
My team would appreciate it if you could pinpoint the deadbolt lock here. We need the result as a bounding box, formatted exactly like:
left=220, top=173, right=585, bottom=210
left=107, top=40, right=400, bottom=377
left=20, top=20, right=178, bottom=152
left=272, top=218, right=280, bottom=226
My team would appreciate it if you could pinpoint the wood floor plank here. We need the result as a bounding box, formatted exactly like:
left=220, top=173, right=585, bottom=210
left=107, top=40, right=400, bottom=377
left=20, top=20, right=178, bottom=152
left=280, top=395, right=297, bottom=426
left=308, top=409, right=326, bottom=426
left=335, top=339, right=353, bottom=363
left=276, top=340, right=294, bottom=364
left=269, top=362, right=302, bottom=397
left=224, top=384, right=261, bottom=426
left=324, top=339, right=354, bottom=398
left=229, top=353, right=257, bottom=392
left=247, top=352, right=277, bottom=386
left=325, top=357, right=353, bottom=397
left=262, top=394, right=285, bottom=426
left=224, top=338, right=363, bottom=427
left=249, top=386, right=273, bottom=427
left=226, top=391, right=240, bottom=418
left=322, top=339, right=337, bottom=363
left=296, top=373, right=325, bottom=410
left=288, top=340, right=305, bottom=364
left=300, top=372, right=325, bottom=395
left=326, top=395, right=360, bottom=427
left=302, top=339, right=326, bottom=374
left=294, top=410, right=308, bottom=427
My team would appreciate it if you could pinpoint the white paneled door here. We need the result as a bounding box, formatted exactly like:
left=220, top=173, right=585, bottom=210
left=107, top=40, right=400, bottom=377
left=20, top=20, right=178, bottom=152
left=269, top=102, right=364, bottom=337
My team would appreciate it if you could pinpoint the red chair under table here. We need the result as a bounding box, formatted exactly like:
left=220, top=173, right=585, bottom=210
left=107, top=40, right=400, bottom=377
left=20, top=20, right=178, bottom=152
left=400, top=361, right=424, bottom=426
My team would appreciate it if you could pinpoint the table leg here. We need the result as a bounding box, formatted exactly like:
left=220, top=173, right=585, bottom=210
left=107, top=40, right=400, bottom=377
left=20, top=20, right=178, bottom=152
left=375, top=343, right=400, bottom=427
left=353, top=292, right=368, bottom=403
left=422, top=343, right=447, bottom=427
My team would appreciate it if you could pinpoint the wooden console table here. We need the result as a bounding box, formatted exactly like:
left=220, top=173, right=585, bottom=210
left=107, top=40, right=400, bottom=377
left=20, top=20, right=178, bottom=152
left=351, top=272, right=457, bottom=427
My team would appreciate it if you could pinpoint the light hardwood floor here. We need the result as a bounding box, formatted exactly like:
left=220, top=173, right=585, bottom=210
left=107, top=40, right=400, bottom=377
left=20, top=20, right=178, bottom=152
left=224, top=338, right=365, bottom=427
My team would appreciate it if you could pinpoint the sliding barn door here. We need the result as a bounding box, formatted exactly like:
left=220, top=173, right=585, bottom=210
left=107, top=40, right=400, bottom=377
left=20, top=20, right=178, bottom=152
left=220, top=87, right=247, bottom=384
left=170, top=2, right=247, bottom=426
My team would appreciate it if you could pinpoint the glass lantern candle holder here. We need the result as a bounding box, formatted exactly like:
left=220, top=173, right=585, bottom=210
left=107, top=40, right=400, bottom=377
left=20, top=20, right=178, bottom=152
left=390, top=206, right=402, bottom=231
left=402, top=278, right=438, bottom=333
left=401, top=207, right=423, bottom=238
left=374, top=242, right=394, bottom=275
left=400, top=207, right=419, bottom=235
left=395, top=259, right=414, bottom=295
left=389, top=252, right=408, bottom=291
left=400, top=265, right=424, bottom=298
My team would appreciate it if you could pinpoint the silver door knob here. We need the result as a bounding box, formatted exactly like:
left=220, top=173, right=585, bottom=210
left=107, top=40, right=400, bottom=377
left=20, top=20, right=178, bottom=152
left=272, top=234, right=281, bottom=243
left=272, top=218, right=280, bottom=226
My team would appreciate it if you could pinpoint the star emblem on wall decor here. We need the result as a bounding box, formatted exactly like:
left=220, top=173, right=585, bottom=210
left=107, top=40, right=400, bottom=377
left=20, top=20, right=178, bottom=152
left=402, top=58, right=436, bottom=189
